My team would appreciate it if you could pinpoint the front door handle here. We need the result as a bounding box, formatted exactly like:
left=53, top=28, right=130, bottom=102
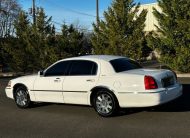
left=86, top=79, right=95, bottom=82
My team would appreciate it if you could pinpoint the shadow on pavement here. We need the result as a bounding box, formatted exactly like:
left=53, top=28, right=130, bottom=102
left=150, top=84, right=190, bottom=112
left=30, top=102, right=53, bottom=108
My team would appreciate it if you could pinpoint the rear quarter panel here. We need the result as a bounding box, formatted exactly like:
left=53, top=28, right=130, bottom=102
left=97, top=74, right=144, bottom=93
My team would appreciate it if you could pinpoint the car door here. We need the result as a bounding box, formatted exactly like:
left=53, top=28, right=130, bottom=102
left=62, top=60, right=99, bottom=105
left=33, top=60, right=71, bottom=103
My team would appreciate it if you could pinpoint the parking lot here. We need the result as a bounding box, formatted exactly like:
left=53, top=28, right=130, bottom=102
left=0, top=77, right=190, bottom=138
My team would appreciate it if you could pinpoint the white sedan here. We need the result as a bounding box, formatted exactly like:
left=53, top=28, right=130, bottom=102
left=5, top=55, right=182, bottom=117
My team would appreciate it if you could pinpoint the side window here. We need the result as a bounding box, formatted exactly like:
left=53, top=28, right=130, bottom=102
left=110, top=58, right=142, bottom=73
left=45, top=61, right=71, bottom=76
left=69, top=60, right=98, bottom=76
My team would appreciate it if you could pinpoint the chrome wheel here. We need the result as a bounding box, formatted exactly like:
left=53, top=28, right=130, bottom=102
left=14, top=86, right=31, bottom=108
left=16, top=89, right=28, bottom=106
left=95, top=93, right=113, bottom=115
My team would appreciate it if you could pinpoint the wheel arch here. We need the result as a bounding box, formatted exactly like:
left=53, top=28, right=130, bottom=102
left=90, top=86, right=119, bottom=106
left=13, top=83, right=28, bottom=98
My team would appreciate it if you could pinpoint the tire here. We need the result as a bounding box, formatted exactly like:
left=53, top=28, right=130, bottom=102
left=14, top=86, right=31, bottom=108
left=93, top=90, right=118, bottom=117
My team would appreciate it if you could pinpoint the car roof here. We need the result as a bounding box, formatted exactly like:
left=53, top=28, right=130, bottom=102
left=62, top=55, right=128, bottom=62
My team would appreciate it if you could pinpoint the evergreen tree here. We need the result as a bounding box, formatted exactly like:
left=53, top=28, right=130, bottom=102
left=57, top=23, right=87, bottom=58
left=2, top=9, right=57, bottom=72
left=2, top=11, right=34, bottom=73
left=1, top=7, right=92, bottom=73
left=31, top=8, right=57, bottom=69
left=148, top=0, right=190, bottom=72
left=91, top=0, right=148, bottom=60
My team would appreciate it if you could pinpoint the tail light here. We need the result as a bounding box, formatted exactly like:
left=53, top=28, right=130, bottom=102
left=144, top=76, right=158, bottom=90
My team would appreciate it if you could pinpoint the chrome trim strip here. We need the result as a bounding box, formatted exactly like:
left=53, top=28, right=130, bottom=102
left=118, top=92, right=134, bottom=94
left=63, top=91, right=87, bottom=93
left=139, top=90, right=166, bottom=94
left=30, top=90, right=87, bottom=93
left=118, top=90, right=166, bottom=94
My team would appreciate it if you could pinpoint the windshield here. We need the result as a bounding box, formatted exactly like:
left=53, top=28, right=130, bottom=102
left=110, top=58, right=142, bottom=73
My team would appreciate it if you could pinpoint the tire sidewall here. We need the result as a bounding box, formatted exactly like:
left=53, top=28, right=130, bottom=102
left=93, top=90, right=118, bottom=117
left=14, top=86, right=31, bottom=108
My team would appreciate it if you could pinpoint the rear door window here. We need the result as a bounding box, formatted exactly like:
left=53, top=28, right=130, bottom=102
left=69, top=60, right=98, bottom=76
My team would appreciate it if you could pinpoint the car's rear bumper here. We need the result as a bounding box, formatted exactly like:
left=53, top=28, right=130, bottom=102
left=118, top=83, right=183, bottom=108
left=5, top=87, right=14, bottom=99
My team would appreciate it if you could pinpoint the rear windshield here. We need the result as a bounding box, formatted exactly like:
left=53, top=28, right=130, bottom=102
left=110, top=58, right=142, bottom=73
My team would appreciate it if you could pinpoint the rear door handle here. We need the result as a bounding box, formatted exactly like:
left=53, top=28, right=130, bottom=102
left=86, top=79, right=95, bottom=82
left=54, top=78, right=61, bottom=82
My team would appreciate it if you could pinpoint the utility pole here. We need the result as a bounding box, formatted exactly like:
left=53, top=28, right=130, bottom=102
left=32, top=0, right=36, bottom=25
left=96, top=0, right=99, bottom=27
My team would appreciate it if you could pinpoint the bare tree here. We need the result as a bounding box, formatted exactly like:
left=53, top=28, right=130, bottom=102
left=0, top=0, right=20, bottom=38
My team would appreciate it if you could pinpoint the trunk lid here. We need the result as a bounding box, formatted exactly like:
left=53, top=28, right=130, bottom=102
left=119, top=68, right=176, bottom=88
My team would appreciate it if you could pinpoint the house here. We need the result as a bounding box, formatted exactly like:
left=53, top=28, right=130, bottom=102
left=139, top=3, right=161, bottom=32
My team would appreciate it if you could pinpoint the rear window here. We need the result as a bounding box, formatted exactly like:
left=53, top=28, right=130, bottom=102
left=110, top=58, right=142, bottom=73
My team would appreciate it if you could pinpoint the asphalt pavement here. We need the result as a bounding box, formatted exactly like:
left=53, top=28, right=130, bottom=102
left=0, top=77, right=190, bottom=138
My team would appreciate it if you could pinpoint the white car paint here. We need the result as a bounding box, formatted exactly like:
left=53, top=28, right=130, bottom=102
left=5, top=55, right=182, bottom=108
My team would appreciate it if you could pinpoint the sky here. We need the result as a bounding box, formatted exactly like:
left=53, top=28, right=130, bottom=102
left=18, top=0, right=157, bottom=31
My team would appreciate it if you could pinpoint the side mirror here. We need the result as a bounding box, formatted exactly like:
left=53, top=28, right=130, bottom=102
left=38, top=70, right=44, bottom=76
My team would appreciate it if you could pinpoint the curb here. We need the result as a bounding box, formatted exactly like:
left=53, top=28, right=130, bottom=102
left=177, top=74, right=190, bottom=78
